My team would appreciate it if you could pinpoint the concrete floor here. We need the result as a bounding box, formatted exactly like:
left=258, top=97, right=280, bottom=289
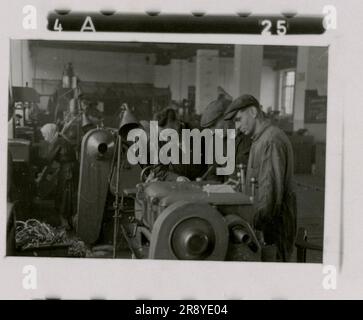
left=293, top=174, right=325, bottom=263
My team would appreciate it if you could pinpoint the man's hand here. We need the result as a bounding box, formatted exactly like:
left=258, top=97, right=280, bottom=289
left=253, top=207, right=277, bottom=231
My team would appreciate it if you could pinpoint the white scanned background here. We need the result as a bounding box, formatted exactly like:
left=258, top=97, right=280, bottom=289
left=0, top=0, right=362, bottom=299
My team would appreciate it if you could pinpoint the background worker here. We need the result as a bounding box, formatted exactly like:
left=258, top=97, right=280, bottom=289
left=40, top=122, right=79, bottom=230
left=200, top=90, right=251, bottom=181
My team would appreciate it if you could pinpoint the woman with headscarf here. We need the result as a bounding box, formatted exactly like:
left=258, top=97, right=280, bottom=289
left=40, top=123, right=58, bottom=144
left=40, top=123, right=78, bottom=229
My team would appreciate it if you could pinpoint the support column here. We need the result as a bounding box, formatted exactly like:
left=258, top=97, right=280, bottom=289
left=293, top=47, right=309, bottom=131
left=233, top=45, right=263, bottom=99
left=10, top=40, right=33, bottom=87
left=307, top=47, right=328, bottom=96
left=195, top=50, right=219, bottom=115
left=170, top=59, right=183, bottom=102
left=293, top=46, right=328, bottom=140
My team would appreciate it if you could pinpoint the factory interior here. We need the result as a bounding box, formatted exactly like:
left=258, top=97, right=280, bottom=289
left=7, top=40, right=327, bottom=263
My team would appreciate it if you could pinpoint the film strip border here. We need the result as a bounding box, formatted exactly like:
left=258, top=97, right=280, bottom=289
left=46, top=10, right=337, bottom=34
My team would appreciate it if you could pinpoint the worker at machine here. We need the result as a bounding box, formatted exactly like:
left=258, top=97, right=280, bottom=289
left=224, top=94, right=297, bottom=262
left=80, top=100, right=103, bottom=135
left=157, top=105, right=187, bottom=133
left=135, top=104, right=205, bottom=181
left=40, top=123, right=79, bottom=229
left=200, top=91, right=252, bottom=181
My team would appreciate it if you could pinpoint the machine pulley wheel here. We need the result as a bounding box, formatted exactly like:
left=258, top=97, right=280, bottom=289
left=171, top=217, right=215, bottom=260
left=149, top=201, right=229, bottom=260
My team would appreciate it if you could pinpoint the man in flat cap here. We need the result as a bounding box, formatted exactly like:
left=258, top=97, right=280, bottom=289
left=200, top=91, right=251, bottom=181
left=225, top=94, right=297, bottom=262
left=200, top=92, right=231, bottom=130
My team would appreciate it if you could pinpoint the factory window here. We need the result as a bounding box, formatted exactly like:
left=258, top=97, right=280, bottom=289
left=279, top=69, right=296, bottom=116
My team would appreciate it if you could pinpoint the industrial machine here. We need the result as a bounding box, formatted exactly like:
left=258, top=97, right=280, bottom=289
left=6, top=101, right=318, bottom=262
left=76, top=105, right=268, bottom=261
left=119, top=178, right=264, bottom=261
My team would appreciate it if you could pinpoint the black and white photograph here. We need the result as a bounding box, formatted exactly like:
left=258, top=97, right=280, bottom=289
left=6, top=40, right=328, bottom=263
left=3, top=0, right=363, bottom=302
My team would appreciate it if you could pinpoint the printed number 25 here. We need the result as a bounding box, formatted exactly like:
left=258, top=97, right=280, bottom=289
left=261, top=20, right=287, bottom=35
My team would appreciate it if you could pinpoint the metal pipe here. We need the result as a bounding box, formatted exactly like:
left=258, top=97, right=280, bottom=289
left=107, top=132, right=118, bottom=185
left=250, top=177, right=257, bottom=202
left=112, top=135, right=122, bottom=258
left=199, top=164, right=217, bottom=180
left=231, top=226, right=250, bottom=244
left=239, top=164, right=246, bottom=193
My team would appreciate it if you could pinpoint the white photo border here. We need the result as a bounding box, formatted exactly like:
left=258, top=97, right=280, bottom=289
left=0, top=0, right=357, bottom=299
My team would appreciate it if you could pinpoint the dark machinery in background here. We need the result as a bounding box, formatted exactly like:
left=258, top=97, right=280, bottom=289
left=7, top=86, right=41, bottom=255
left=8, top=86, right=41, bottom=212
